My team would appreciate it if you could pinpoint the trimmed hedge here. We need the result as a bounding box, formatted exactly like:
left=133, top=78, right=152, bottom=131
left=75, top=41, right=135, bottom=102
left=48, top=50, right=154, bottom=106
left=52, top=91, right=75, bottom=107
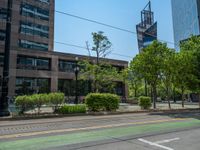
left=57, top=104, right=86, bottom=114
left=15, top=95, right=35, bottom=114
left=138, top=96, right=152, bottom=110
left=15, top=93, right=64, bottom=114
left=85, top=93, right=119, bottom=112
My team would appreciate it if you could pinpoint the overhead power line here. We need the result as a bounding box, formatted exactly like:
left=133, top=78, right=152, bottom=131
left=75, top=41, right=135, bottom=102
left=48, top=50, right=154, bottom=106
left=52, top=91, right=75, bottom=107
left=55, top=10, right=176, bottom=46
left=54, top=41, right=133, bottom=59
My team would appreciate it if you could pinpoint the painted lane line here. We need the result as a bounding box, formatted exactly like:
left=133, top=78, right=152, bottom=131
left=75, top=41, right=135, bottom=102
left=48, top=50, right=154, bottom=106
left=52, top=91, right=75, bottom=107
left=0, top=118, right=187, bottom=139
left=155, top=137, right=180, bottom=144
left=138, top=138, right=174, bottom=150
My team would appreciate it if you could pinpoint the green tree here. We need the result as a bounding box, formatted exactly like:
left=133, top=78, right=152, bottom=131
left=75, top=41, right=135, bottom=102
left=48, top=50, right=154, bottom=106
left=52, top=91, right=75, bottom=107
left=81, top=31, right=121, bottom=93
left=91, top=31, right=112, bottom=65
left=80, top=61, right=120, bottom=94
left=161, top=48, right=176, bottom=109
left=128, top=65, right=142, bottom=98
left=131, top=41, right=169, bottom=109
left=180, top=36, right=200, bottom=107
left=173, top=50, right=195, bottom=107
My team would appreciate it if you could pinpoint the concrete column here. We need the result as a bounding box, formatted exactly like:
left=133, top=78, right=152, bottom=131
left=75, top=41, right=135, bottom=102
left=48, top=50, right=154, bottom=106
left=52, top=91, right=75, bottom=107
left=8, top=50, right=17, bottom=97
left=50, top=55, right=58, bottom=92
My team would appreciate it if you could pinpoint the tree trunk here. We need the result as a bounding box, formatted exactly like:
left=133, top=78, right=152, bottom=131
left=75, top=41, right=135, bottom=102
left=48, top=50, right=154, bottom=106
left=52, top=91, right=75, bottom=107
left=144, top=79, right=148, bottom=96
left=181, top=87, right=185, bottom=108
left=173, top=86, right=176, bottom=103
left=198, top=93, right=200, bottom=109
left=166, top=87, right=171, bottom=109
left=152, top=85, right=157, bottom=109
left=134, top=87, right=137, bottom=97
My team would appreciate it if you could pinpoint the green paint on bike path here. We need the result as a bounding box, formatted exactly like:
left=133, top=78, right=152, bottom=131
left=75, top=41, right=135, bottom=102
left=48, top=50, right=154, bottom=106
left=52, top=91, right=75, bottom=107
left=0, top=119, right=200, bottom=150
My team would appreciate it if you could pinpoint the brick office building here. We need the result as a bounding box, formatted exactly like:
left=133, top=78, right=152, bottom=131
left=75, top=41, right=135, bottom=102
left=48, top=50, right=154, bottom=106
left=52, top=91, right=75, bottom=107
left=0, top=0, right=128, bottom=100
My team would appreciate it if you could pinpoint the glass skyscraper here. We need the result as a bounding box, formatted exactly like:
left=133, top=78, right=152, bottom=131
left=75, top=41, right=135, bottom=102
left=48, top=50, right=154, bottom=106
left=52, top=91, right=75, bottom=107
left=171, top=0, right=200, bottom=50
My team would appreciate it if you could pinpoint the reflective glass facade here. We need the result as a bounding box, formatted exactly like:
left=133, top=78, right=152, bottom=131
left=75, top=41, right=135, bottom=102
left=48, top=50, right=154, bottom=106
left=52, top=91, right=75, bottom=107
left=16, top=77, right=50, bottom=95
left=21, top=3, right=50, bottom=21
left=0, top=8, right=7, bottom=20
left=19, top=40, right=49, bottom=51
left=0, top=54, right=4, bottom=67
left=172, top=0, right=200, bottom=50
left=59, top=60, right=76, bottom=73
left=17, top=55, right=51, bottom=71
left=20, top=21, right=49, bottom=38
left=0, top=29, right=6, bottom=41
left=136, top=1, right=157, bottom=53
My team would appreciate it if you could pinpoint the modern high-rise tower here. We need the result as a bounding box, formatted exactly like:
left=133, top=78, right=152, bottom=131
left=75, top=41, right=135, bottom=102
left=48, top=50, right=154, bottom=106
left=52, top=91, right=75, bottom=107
left=171, top=0, right=200, bottom=50
left=136, top=1, right=157, bottom=53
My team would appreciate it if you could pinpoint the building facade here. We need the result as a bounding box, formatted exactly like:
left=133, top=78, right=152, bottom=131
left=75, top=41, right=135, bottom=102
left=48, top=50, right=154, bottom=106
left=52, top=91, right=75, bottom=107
left=0, top=0, right=128, bottom=101
left=136, top=1, right=157, bottom=53
left=171, top=0, right=200, bottom=50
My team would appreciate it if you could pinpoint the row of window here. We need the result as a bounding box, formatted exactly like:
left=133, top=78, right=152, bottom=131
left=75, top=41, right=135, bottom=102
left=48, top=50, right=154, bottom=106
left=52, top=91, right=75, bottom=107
left=15, top=78, right=123, bottom=96
left=19, top=40, right=48, bottom=51
left=59, top=60, right=77, bottom=73
left=16, top=78, right=50, bottom=95
left=0, top=8, right=7, bottom=20
left=21, top=3, right=49, bottom=21
left=36, top=0, right=50, bottom=4
left=17, top=55, right=50, bottom=70
left=0, top=30, right=6, bottom=41
left=16, top=57, right=77, bottom=72
left=20, top=21, right=49, bottom=38
left=16, top=57, right=125, bottom=74
left=0, top=54, right=4, bottom=67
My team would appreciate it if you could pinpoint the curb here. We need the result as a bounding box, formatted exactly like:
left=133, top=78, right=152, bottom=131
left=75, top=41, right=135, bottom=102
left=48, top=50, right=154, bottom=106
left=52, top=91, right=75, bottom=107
left=0, top=108, right=199, bottom=121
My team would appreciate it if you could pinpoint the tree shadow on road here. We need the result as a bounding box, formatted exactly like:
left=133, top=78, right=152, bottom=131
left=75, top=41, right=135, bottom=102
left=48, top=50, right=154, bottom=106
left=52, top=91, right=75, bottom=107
left=149, top=110, right=200, bottom=120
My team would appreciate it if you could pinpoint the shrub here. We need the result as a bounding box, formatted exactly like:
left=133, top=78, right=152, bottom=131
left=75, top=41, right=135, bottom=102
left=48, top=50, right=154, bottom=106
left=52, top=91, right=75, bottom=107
left=49, top=93, right=65, bottom=112
left=32, top=94, right=49, bottom=114
left=15, top=93, right=65, bottom=115
left=138, top=96, right=152, bottom=110
left=85, top=93, right=119, bottom=112
left=15, top=95, right=34, bottom=114
left=57, top=104, right=86, bottom=114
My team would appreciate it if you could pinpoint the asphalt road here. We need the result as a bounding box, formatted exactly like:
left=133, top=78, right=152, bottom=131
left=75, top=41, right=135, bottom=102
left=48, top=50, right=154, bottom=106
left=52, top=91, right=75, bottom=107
left=0, top=112, right=200, bottom=150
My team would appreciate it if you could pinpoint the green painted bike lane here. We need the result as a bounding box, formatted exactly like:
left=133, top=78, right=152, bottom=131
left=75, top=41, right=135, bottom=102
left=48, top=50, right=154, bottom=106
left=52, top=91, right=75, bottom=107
left=0, top=119, right=200, bottom=150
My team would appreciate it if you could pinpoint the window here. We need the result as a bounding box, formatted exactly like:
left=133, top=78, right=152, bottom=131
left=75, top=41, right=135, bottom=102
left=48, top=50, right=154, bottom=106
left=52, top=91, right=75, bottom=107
left=36, top=58, right=50, bottom=70
left=17, top=55, right=51, bottom=70
left=37, top=0, right=50, bottom=4
left=19, top=40, right=48, bottom=51
left=58, top=79, right=91, bottom=97
left=0, top=30, right=6, bottom=41
left=16, top=77, right=50, bottom=95
left=59, top=60, right=76, bottom=73
left=0, top=8, right=7, bottom=20
left=20, top=21, right=49, bottom=38
left=0, top=54, right=4, bottom=67
left=21, top=3, right=49, bottom=21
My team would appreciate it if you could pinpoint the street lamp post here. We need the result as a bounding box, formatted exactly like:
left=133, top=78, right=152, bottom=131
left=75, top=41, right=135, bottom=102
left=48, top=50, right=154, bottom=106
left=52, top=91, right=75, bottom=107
left=74, top=57, right=79, bottom=104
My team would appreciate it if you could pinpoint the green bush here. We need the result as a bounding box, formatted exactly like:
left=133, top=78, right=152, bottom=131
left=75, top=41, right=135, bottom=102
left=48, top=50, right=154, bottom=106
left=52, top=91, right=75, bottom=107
left=57, top=104, right=86, bottom=114
left=49, top=93, right=65, bottom=112
left=32, top=94, right=49, bottom=114
left=85, top=93, right=119, bottom=112
left=15, top=93, right=65, bottom=114
left=138, top=96, right=152, bottom=110
left=15, top=95, right=34, bottom=114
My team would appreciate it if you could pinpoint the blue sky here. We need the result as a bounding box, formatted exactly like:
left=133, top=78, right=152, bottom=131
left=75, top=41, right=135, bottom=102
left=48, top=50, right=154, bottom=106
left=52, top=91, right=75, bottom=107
left=54, top=0, right=174, bottom=61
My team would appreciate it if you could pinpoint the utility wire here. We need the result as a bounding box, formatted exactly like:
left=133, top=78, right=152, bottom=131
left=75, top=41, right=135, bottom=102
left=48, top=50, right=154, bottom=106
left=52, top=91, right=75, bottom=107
left=55, top=10, right=176, bottom=46
left=54, top=41, right=133, bottom=59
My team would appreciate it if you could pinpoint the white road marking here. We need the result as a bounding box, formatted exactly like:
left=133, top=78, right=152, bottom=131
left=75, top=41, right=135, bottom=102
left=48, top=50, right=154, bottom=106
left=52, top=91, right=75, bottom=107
left=155, top=138, right=180, bottom=144
left=138, top=138, right=174, bottom=150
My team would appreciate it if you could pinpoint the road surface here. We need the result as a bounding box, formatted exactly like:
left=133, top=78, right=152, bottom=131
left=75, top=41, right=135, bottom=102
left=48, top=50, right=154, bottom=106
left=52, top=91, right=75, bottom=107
left=0, top=112, right=200, bottom=150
